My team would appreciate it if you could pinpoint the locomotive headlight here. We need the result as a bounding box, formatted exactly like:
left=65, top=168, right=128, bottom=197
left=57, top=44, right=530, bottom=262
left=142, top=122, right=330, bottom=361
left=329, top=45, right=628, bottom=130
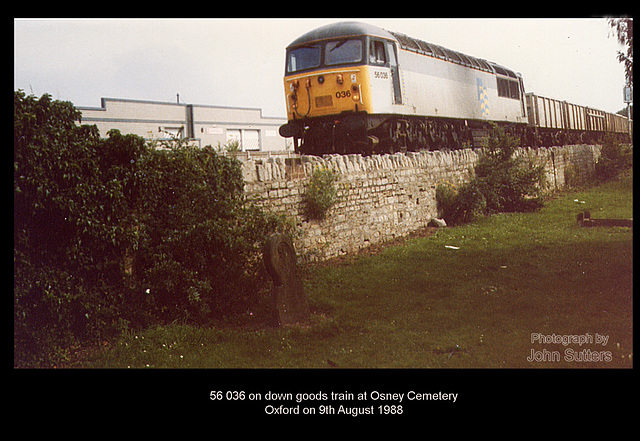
left=317, top=75, right=324, bottom=84
left=351, top=84, right=360, bottom=101
left=336, top=74, right=344, bottom=84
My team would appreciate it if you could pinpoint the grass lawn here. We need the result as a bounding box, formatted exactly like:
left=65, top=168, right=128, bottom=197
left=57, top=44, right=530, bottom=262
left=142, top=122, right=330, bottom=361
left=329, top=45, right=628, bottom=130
left=83, top=171, right=633, bottom=369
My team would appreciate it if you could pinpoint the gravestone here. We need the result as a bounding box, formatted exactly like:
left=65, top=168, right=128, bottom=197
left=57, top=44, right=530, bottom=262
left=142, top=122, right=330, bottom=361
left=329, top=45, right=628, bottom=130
left=577, top=210, right=633, bottom=228
left=263, top=233, right=310, bottom=326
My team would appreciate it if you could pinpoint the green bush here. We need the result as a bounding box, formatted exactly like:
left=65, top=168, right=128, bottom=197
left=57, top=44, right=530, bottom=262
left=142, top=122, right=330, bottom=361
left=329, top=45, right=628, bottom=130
left=436, top=126, right=544, bottom=225
left=14, top=91, right=285, bottom=366
left=435, top=183, right=457, bottom=219
left=595, top=134, right=633, bottom=181
left=436, top=181, right=487, bottom=225
left=304, top=167, right=338, bottom=220
left=474, top=126, right=544, bottom=214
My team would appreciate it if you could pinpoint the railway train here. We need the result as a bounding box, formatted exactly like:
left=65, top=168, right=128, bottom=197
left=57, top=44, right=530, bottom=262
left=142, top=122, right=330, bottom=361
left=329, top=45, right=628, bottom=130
left=278, top=21, right=631, bottom=155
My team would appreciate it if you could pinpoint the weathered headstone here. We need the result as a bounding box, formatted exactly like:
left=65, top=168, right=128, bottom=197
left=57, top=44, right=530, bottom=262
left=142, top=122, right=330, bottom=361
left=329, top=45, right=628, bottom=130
left=577, top=210, right=633, bottom=228
left=263, top=233, right=310, bottom=326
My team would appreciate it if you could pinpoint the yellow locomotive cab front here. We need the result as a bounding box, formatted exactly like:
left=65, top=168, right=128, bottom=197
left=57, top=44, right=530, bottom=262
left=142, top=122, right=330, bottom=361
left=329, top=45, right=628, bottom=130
left=284, top=67, right=369, bottom=121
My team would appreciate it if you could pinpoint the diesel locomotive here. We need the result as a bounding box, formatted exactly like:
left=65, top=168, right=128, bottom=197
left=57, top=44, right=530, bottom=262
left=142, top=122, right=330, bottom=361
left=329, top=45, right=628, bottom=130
left=278, top=21, right=631, bottom=155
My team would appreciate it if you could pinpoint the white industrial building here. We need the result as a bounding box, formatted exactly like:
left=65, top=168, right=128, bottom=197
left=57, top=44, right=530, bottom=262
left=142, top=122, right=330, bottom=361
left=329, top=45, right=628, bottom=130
left=78, top=97, right=291, bottom=152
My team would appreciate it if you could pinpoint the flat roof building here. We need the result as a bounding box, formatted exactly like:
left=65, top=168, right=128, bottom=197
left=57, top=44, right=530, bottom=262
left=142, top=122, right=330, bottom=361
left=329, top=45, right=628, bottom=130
left=78, top=97, right=291, bottom=152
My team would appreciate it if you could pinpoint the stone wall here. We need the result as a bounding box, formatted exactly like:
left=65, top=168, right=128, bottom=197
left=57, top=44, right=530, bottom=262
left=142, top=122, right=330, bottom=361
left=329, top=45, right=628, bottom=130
left=241, top=145, right=601, bottom=261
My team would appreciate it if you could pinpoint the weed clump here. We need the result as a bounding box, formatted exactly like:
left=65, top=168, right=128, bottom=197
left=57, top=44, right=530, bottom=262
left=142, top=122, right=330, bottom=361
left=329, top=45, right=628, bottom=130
left=305, top=167, right=338, bottom=220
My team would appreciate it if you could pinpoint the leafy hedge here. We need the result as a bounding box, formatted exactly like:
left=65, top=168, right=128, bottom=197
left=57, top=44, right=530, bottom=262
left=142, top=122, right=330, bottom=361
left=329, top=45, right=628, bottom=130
left=14, top=92, right=284, bottom=366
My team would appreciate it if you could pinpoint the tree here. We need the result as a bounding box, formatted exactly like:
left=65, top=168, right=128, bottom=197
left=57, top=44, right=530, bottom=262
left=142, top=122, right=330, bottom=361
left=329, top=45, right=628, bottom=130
left=609, top=17, right=633, bottom=85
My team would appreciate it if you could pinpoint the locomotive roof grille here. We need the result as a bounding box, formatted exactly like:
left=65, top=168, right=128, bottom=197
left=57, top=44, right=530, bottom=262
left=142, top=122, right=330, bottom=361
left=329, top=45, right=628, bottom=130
left=489, top=62, right=518, bottom=78
left=388, top=30, right=500, bottom=74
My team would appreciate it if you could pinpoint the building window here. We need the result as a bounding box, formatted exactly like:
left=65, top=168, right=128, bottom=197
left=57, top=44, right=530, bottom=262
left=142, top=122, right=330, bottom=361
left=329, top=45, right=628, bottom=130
left=226, top=129, right=260, bottom=151
left=158, top=126, right=184, bottom=139
left=226, top=129, right=241, bottom=146
left=242, top=130, right=260, bottom=151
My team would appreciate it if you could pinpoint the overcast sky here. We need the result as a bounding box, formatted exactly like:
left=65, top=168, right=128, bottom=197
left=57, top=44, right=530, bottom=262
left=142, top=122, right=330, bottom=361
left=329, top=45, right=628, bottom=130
left=14, top=18, right=629, bottom=118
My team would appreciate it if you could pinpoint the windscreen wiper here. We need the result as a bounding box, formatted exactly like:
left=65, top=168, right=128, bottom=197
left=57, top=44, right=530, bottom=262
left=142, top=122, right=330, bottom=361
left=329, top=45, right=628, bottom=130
left=330, top=39, right=348, bottom=52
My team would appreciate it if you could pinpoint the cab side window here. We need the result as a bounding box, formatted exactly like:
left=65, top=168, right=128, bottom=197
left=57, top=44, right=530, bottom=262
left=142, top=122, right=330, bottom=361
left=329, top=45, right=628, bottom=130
left=369, top=40, right=387, bottom=65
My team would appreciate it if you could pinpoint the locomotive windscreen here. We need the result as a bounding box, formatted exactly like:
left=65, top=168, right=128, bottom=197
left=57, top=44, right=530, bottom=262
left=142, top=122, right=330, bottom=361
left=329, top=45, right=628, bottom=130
left=286, top=44, right=321, bottom=73
left=325, top=39, right=363, bottom=65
